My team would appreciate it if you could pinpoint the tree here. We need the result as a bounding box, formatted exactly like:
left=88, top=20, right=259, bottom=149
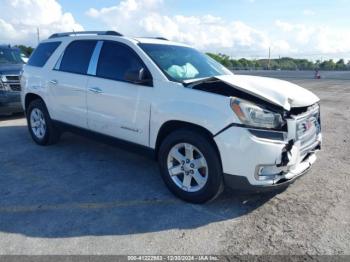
left=255, top=59, right=269, bottom=70
left=319, top=59, right=336, bottom=70
left=206, top=52, right=221, bottom=63
left=15, top=45, right=34, bottom=56
left=237, top=58, right=257, bottom=70
left=229, top=59, right=242, bottom=69
left=295, top=59, right=314, bottom=70
left=206, top=52, right=233, bottom=69
left=347, top=61, right=350, bottom=70
left=335, top=59, right=346, bottom=70
left=315, top=60, right=321, bottom=69
left=206, top=52, right=349, bottom=71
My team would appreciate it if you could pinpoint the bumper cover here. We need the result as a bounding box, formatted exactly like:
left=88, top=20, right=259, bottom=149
left=214, top=125, right=321, bottom=190
left=223, top=152, right=316, bottom=192
left=0, top=91, right=22, bottom=114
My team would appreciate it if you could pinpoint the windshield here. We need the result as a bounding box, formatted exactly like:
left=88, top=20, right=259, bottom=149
left=139, top=43, right=232, bottom=82
left=0, top=48, right=23, bottom=64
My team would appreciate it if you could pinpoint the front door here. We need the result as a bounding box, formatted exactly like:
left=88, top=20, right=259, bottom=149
left=86, top=40, right=152, bottom=146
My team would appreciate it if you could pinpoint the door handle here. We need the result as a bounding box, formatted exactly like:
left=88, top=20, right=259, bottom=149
left=49, top=79, right=58, bottom=85
left=88, top=87, right=103, bottom=94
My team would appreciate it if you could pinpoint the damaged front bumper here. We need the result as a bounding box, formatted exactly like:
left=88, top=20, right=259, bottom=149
left=214, top=121, right=322, bottom=191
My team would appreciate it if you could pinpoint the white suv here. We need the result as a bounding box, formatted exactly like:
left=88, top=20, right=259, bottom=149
left=21, top=31, right=322, bottom=203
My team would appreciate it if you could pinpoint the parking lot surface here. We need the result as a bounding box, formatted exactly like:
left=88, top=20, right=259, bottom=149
left=0, top=77, right=349, bottom=255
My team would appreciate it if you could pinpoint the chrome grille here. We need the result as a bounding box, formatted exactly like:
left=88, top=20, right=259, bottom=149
left=293, top=104, right=321, bottom=155
left=5, top=75, right=20, bottom=81
left=3, top=75, right=21, bottom=92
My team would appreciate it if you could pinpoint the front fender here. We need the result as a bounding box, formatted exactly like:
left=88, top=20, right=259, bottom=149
left=149, top=98, right=235, bottom=148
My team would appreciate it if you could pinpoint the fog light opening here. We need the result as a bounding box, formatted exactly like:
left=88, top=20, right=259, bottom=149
left=256, top=165, right=283, bottom=181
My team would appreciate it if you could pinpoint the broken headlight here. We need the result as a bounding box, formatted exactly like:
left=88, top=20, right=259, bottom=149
left=230, top=97, right=285, bottom=129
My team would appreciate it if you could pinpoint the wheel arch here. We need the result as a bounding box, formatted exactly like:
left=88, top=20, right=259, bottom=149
left=24, top=93, right=45, bottom=112
left=154, top=120, right=222, bottom=166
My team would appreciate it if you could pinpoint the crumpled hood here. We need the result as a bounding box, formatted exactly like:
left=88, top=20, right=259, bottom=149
left=216, top=74, right=319, bottom=110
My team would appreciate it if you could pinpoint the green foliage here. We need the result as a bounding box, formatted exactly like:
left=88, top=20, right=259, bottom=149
left=335, top=59, right=346, bottom=70
left=319, top=59, right=336, bottom=70
left=206, top=52, right=349, bottom=71
left=15, top=45, right=34, bottom=56
left=206, top=52, right=232, bottom=68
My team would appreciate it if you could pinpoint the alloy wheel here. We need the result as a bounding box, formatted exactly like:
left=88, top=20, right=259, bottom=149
left=30, top=108, right=46, bottom=139
left=167, top=143, right=208, bottom=192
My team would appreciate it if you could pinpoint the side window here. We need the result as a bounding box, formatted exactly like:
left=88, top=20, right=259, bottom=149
left=27, top=42, right=61, bottom=67
left=96, top=41, right=145, bottom=81
left=59, top=40, right=97, bottom=74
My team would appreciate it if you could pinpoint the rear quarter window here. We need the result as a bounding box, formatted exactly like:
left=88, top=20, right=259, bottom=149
left=27, top=42, right=61, bottom=67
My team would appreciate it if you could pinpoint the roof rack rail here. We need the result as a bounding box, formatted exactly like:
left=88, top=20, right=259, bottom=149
left=137, top=37, right=169, bottom=41
left=154, top=37, right=168, bottom=41
left=48, top=31, right=123, bottom=39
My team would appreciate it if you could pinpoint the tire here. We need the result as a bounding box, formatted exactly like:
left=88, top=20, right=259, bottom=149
left=26, top=99, right=60, bottom=145
left=158, top=128, right=224, bottom=203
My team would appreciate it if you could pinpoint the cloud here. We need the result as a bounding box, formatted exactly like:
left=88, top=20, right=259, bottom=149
left=1, top=0, right=350, bottom=60
left=272, top=40, right=294, bottom=53
left=275, top=20, right=294, bottom=32
left=0, top=0, right=83, bottom=46
left=275, top=20, right=315, bottom=45
left=275, top=20, right=350, bottom=56
left=86, top=0, right=274, bottom=56
left=303, top=9, right=315, bottom=16
left=85, top=0, right=350, bottom=59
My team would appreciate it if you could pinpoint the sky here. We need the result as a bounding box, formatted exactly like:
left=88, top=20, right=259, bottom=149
left=1, top=0, right=350, bottom=61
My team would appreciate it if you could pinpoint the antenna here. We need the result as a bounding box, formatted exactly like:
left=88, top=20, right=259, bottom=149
left=37, top=27, right=40, bottom=44
left=267, top=47, right=271, bottom=70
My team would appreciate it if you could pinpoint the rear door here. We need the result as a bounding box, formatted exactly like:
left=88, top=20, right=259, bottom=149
left=86, top=40, right=152, bottom=146
left=48, top=40, right=97, bottom=128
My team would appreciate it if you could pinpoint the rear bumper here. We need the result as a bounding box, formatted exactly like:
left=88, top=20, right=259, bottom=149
left=0, top=91, right=23, bottom=114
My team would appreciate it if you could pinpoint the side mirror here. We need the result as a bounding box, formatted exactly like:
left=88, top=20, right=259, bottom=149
left=125, top=68, right=152, bottom=86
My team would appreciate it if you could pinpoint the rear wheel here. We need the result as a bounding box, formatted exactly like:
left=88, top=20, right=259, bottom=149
left=26, top=99, right=60, bottom=145
left=158, top=129, right=223, bottom=203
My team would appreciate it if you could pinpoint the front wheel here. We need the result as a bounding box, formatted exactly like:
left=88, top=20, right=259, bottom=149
left=26, top=99, right=60, bottom=145
left=158, top=129, right=224, bottom=203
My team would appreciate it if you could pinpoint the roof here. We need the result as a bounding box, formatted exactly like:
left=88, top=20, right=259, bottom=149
left=44, top=31, right=188, bottom=47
